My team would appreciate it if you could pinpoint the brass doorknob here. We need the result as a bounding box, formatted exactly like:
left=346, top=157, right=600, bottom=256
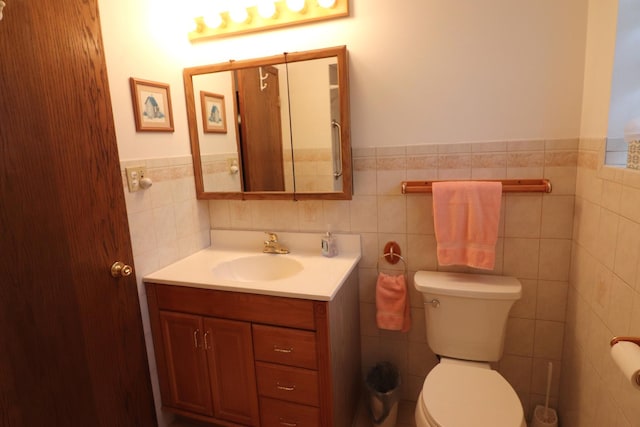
left=111, top=261, right=133, bottom=278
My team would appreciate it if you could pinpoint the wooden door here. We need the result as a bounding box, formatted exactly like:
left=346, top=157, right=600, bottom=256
left=0, top=1, right=157, bottom=426
left=204, top=317, right=260, bottom=426
left=236, top=66, right=286, bottom=191
left=159, top=312, right=213, bottom=416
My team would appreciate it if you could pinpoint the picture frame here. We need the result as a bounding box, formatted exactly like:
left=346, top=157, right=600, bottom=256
left=200, top=91, right=227, bottom=134
left=129, top=78, right=174, bottom=132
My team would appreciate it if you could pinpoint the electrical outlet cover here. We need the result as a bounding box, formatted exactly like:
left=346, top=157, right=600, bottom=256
left=125, top=165, right=147, bottom=192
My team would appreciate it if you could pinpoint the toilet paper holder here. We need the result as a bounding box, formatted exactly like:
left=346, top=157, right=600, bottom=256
left=610, top=336, right=640, bottom=346
left=610, top=336, right=640, bottom=390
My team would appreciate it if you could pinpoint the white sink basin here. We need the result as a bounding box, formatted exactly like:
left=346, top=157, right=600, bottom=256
left=143, top=230, right=362, bottom=300
left=211, top=254, right=304, bottom=282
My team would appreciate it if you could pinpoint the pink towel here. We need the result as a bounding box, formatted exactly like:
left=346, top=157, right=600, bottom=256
left=432, top=181, right=502, bottom=270
left=375, top=272, right=411, bottom=332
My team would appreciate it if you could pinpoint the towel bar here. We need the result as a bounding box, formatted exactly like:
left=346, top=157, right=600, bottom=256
left=401, top=179, right=552, bottom=194
left=377, top=241, right=408, bottom=275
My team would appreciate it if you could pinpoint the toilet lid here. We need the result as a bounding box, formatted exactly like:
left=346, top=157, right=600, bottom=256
left=422, top=363, right=523, bottom=427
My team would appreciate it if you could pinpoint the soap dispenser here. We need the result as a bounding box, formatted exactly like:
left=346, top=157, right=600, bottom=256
left=321, top=230, right=338, bottom=257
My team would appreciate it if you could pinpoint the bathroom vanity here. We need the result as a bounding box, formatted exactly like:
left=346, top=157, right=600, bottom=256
left=144, top=230, right=361, bottom=427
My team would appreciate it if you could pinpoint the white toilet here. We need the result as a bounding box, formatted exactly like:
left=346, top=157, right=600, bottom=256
left=414, top=270, right=527, bottom=427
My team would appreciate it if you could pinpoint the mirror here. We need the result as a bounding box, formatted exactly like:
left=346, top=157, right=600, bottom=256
left=184, top=46, right=352, bottom=200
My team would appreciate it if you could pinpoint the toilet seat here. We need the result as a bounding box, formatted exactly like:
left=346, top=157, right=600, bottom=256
left=420, top=360, right=523, bottom=427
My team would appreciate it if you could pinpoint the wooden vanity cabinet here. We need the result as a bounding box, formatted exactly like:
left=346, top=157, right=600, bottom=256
left=157, top=311, right=259, bottom=425
left=157, top=311, right=213, bottom=416
left=145, top=272, right=360, bottom=427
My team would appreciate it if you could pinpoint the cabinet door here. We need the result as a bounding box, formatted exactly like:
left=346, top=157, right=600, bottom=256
left=204, top=318, right=260, bottom=426
left=159, top=311, right=213, bottom=416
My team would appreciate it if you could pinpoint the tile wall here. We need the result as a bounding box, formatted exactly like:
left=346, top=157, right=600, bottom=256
left=559, top=138, right=640, bottom=427
left=122, top=139, right=640, bottom=426
left=120, top=155, right=211, bottom=427
left=208, top=138, right=578, bottom=420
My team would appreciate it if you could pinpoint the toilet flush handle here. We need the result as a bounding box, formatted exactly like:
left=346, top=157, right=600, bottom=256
left=428, top=299, right=440, bottom=308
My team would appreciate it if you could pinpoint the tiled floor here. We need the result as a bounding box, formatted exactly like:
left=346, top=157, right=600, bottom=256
left=170, top=417, right=212, bottom=427
left=353, top=399, right=417, bottom=427
left=170, top=399, right=417, bottom=427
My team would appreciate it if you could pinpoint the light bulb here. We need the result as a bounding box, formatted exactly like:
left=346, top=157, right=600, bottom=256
left=317, top=0, right=336, bottom=8
left=203, top=12, right=223, bottom=28
left=187, top=0, right=208, bottom=31
left=189, top=17, right=200, bottom=33
left=286, top=0, right=306, bottom=13
left=229, top=6, right=249, bottom=23
left=213, top=0, right=231, bottom=12
left=256, top=0, right=276, bottom=18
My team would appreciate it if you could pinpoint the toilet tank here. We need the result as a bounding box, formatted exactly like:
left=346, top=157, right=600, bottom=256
left=414, top=271, right=522, bottom=362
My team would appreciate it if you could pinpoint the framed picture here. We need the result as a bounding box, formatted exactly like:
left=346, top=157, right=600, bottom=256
left=129, top=78, right=174, bottom=132
left=200, top=91, right=227, bottom=134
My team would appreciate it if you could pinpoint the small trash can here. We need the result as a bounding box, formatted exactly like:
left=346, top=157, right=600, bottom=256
left=365, top=362, right=400, bottom=427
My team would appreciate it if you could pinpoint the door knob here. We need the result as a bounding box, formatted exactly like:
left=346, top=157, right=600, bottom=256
left=110, top=261, right=133, bottom=278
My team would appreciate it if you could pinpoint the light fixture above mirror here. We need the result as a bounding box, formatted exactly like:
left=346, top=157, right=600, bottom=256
left=189, top=0, right=348, bottom=42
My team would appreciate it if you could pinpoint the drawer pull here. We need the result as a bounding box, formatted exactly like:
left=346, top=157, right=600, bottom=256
left=279, top=419, right=298, bottom=427
left=193, top=329, right=200, bottom=349
left=273, top=345, right=293, bottom=354
left=203, top=330, right=211, bottom=350
left=276, top=382, right=296, bottom=392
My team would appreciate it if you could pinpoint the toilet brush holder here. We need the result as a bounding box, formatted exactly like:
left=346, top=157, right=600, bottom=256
left=531, top=362, right=558, bottom=427
left=531, top=405, right=558, bottom=427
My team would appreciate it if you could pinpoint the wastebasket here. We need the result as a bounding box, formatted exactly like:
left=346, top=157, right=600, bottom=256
left=365, top=362, right=400, bottom=427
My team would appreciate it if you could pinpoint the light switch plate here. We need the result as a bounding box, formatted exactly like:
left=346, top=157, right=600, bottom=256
left=125, top=165, right=147, bottom=192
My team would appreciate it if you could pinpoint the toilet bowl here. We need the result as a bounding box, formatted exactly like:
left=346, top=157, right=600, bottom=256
left=415, top=359, right=526, bottom=427
left=413, top=271, right=526, bottom=427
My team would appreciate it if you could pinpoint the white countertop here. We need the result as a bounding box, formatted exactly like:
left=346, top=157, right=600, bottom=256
left=143, top=230, right=361, bottom=301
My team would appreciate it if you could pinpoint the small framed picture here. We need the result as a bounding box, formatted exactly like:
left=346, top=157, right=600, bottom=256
left=130, top=78, right=174, bottom=132
left=200, top=91, right=227, bottom=134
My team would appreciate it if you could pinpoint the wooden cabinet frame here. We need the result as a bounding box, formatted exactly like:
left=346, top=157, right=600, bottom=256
left=145, top=273, right=360, bottom=427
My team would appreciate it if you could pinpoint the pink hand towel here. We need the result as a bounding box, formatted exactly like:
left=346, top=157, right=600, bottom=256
left=375, top=272, right=411, bottom=332
left=432, top=181, right=502, bottom=270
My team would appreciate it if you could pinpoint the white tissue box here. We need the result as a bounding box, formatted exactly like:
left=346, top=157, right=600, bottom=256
left=627, top=140, right=640, bottom=170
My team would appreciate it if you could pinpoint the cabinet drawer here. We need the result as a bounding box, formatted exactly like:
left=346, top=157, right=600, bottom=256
left=253, top=324, right=317, bottom=369
left=256, top=362, right=319, bottom=406
left=259, top=397, right=320, bottom=427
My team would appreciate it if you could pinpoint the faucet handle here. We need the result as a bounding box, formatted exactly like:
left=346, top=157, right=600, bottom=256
left=265, top=232, right=278, bottom=242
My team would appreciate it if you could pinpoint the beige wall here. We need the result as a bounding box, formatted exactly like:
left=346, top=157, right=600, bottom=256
left=99, top=0, right=589, bottom=161
left=580, top=0, right=618, bottom=138
left=558, top=1, right=640, bottom=426
left=560, top=140, right=640, bottom=427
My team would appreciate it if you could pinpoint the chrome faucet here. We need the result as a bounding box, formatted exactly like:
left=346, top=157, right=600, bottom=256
left=263, top=232, right=289, bottom=254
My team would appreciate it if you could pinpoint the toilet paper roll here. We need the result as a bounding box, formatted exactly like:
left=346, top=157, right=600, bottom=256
left=611, top=341, right=640, bottom=390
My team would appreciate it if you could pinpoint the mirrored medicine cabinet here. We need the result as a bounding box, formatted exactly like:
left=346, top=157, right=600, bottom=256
left=183, top=45, right=352, bottom=200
